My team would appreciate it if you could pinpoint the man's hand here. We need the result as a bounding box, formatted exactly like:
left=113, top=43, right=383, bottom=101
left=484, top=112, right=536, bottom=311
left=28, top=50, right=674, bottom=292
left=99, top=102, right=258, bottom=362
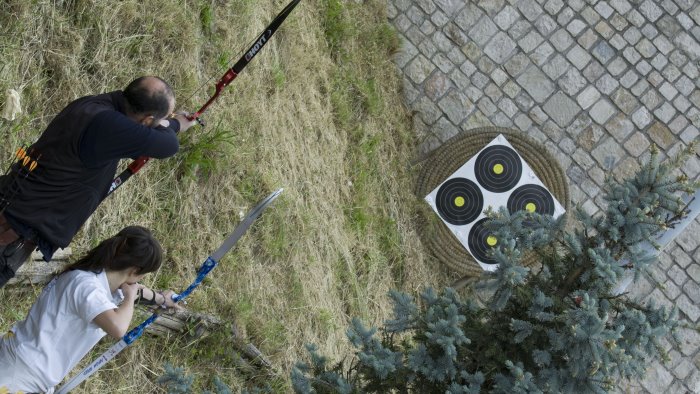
left=172, top=112, right=198, bottom=132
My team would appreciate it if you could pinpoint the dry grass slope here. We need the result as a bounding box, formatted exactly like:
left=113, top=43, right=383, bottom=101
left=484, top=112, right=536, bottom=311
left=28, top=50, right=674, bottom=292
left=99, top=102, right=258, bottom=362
left=0, top=0, right=454, bottom=391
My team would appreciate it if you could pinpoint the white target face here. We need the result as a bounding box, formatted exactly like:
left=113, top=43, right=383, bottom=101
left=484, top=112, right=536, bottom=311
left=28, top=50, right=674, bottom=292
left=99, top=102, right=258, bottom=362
left=424, top=134, right=566, bottom=271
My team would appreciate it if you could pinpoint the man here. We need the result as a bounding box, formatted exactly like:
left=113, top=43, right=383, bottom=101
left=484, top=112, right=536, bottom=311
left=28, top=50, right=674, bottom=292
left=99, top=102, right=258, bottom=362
left=0, top=76, right=197, bottom=286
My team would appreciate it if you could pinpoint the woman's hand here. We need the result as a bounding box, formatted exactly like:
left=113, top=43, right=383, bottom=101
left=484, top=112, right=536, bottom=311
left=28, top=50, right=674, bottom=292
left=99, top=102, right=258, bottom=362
left=121, top=282, right=144, bottom=302
left=159, top=290, right=183, bottom=310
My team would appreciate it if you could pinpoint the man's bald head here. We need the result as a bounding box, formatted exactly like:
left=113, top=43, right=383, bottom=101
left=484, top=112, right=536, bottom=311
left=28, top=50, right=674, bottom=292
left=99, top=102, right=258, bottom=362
left=123, top=76, right=175, bottom=120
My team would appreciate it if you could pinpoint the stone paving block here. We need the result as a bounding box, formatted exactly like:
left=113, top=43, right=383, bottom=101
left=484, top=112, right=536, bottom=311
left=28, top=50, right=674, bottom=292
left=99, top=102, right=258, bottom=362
left=577, top=28, right=598, bottom=51
left=484, top=83, right=502, bottom=102
left=477, top=56, right=497, bottom=74
left=509, top=20, right=532, bottom=40
left=583, top=60, right=605, bottom=82
left=640, top=89, right=662, bottom=111
left=469, top=17, right=498, bottom=47
left=559, top=68, right=588, bottom=95
left=653, top=103, right=677, bottom=124
left=680, top=125, right=699, bottom=144
left=454, top=4, right=482, bottom=30
left=631, top=78, right=649, bottom=96
left=594, top=1, right=614, bottom=19
left=636, top=59, right=653, bottom=75
left=676, top=221, right=700, bottom=252
left=517, top=0, right=544, bottom=21
left=623, top=132, right=651, bottom=157
left=424, top=72, right=453, bottom=100
left=418, top=39, right=439, bottom=59
left=516, top=66, right=555, bottom=103
left=531, top=42, right=556, bottom=66
left=494, top=5, right=519, bottom=30
left=590, top=99, right=617, bottom=124
left=567, top=19, right=588, bottom=36
left=675, top=32, right=700, bottom=61
left=669, top=50, right=689, bottom=68
left=402, top=79, right=421, bottom=104
left=607, top=57, right=627, bottom=76
left=543, top=91, right=581, bottom=127
left=580, top=6, right=600, bottom=26
left=419, top=19, right=437, bottom=36
left=414, top=96, right=442, bottom=124
left=541, top=54, right=568, bottom=80
left=535, top=14, right=558, bottom=36
left=514, top=113, right=533, bottom=131
left=477, top=0, right=506, bottom=17
left=631, top=106, right=653, bottom=128
left=650, top=53, right=669, bottom=71
left=550, top=28, right=576, bottom=52
left=610, top=15, right=630, bottom=33
left=639, top=0, right=664, bottom=22
left=662, top=64, right=682, bottom=83
left=438, top=90, right=472, bottom=124
left=661, top=0, right=678, bottom=13
left=443, top=23, right=468, bottom=46
left=434, top=116, right=460, bottom=142
left=619, top=70, right=639, bottom=89
left=685, top=370, right=700, bottom=394
left=432, top=53, right=455, bottom=74
left=662, top=278, right=682, bottom=300
left=577, top=85, right=602, bottom=109
left=572, top=147, right=596, bottom=169
left=544, top=0, right=564, bottom=15
left=504, top=53, right=531, bottom=76
left=605, top=113, right=635, bottom=142
left=595, top=20, right=615, bottom=39
left=566, top=44, right=592, bottom=70
left=471, top=71, right=489, bottom=89
left=641, top=24, right=659, bottom=40
left=627, top=8, right=646, bottom=28
left=667, top=115, right=689, bottom=135
left=683, top=280, right=700, bottom=304
left=591, top=136, right=622, bottom=168
left=519, top=31, right=545, bottom=54
left=484, top=32, right=518, bottom=64
left=434, top=0, right=463, bottom=17
left=659, top=81, right=678, bottom=101
left=677, top=294, right=700, bottom=322
left=558, top=7, right=576, bottom=26
left=596, top=74, right=620, bottom=95
left=406, top=55, right=435, bottom=84
left=578, top=124, right=605, bottom=151
left=515, top=92, right=535, bottom=112
left=592, top=41, right=616, bottom=64
left=529, top=105, right=548, bottom=125
left=431, top=9, right=450, bottom=27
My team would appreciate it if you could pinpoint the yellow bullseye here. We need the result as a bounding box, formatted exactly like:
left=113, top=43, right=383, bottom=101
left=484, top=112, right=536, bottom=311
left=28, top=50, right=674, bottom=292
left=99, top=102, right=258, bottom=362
left=525, top=202, right=537, bottom=213
left=493, top=163, right=504, bottom=175
left=486, top=236, right=498, bottom=246
left=454, top=196, right=465, bottom=207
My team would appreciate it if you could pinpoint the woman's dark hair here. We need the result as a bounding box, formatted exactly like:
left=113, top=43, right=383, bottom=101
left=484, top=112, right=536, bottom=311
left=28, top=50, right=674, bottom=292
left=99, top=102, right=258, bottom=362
left=123, top=76, right=174, bottom=119
left=66, top=226, right=163, bottom=275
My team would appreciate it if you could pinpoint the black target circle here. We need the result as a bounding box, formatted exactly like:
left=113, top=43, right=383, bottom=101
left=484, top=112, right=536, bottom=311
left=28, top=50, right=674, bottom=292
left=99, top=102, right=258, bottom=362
left=507, top=184, right=555, bottom=216
left=435, top=177, right=484, bottom=226
left=474, top=145, right=522, bottom=193
left=467, top=217, right=499, bottom=265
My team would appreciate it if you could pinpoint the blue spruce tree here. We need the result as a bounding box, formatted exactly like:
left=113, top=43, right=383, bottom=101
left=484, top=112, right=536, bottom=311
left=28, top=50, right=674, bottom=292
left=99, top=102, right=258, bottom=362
left=292, top=144, right=698, bottom=393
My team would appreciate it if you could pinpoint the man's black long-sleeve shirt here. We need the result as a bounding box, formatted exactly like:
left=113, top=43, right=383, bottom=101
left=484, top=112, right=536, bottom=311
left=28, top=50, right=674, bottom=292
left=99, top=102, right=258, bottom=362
left=0, top=91, right=180, bottom=260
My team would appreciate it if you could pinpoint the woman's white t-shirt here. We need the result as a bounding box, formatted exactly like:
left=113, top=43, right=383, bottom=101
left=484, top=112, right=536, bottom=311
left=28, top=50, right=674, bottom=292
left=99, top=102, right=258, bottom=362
left=0, top=269, right=123, bottom=393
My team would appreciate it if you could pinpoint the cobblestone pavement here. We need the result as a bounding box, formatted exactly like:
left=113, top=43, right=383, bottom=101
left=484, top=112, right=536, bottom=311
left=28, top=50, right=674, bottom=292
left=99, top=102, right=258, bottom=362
left=386, top=0, right=700, bottom=392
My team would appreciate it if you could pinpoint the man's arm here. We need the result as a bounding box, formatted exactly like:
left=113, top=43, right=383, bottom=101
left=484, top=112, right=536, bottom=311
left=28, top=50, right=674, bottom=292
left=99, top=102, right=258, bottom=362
left=78, top=110, right=180, bottom=168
